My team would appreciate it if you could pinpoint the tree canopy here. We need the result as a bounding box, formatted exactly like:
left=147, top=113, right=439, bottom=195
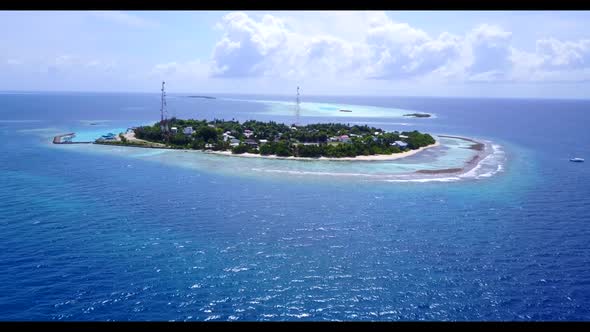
left=131, top=118, right=435, bottom=158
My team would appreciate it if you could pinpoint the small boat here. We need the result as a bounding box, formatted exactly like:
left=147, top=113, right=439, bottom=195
left=570, top=158, right=585, bottom=162
left=339, top=109, right=352, bottom=112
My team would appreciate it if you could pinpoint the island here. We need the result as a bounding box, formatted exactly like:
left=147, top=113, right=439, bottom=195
left=403, top=113, right=431, bottom=118
left=186, top=95, right=216, bottom=99
left=95, top=118, right=437, bottom=160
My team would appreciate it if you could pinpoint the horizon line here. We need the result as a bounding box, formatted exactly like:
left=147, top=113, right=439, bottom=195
left=0, top=89, right=589, bottom=101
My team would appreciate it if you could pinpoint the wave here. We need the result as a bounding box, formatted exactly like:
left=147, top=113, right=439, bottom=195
left=459, top=143, right=505, bottom=180
left=250, top=142, right=506, bottom=183
left=250, top=168, right=385, bottom=178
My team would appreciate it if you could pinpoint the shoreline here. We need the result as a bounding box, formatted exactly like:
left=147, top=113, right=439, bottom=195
left=202, top=141, right=441, bottom=162
left=414, top=136, right=492, bottom=175
left=94, top=132, right=493, bottom=174
left=99, top=131, right=443, bottom=162
left=87, top=132, right=501, bottom=180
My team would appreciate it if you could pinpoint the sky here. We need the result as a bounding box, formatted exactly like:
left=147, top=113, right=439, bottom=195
left=1, top=10, right=590, bottom=99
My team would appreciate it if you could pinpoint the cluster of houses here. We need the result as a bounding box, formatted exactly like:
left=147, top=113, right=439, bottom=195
left=326, top=132, right=409, bottom=149
left=170, top=126, right=194, bottom=136
left=163, top=125, right=410, bottom=150
left=222, top=131, right=241, bottom=147
left=98, top=132, right=117, bottom=141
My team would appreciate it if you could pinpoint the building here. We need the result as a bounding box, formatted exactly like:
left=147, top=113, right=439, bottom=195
left=170, top=127, right=178, bottom=134
left=340, top=135, right=351, bottom=143
left=230, top=138, right=240, bottom=147
left=244, top=139, right=258, bottom=148
left=399, top=135, right=408, bottom=139
left=183, top=127, right=194, bottom=135
left=393, top=140, right=408, bottom=148
left=259, top=139, right=268, bottom=144
left=101, top=133, right=117, bottom=141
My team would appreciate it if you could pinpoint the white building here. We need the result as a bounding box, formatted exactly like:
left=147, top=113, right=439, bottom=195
left=393, top=140, right=408, bottom=148
left=183, top=127, right=194, bottom=135
left=171, top=127, right=178, bottom=134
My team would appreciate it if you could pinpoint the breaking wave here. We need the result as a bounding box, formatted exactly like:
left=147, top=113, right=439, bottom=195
left=251, top=142, right=506, bottom=183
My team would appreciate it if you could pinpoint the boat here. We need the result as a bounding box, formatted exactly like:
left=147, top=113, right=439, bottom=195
left=570, top=158, right=585, bottom=162
left=339, top=109, right=352, bottom=112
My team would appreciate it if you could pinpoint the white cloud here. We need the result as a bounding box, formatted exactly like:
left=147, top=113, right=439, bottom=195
left=535, top=38, right=590, bottom=70
left=5, top=59, right=23, bottom=65
left=366, top=27, right=463, bottom=79
left=7, top=11, right=590, bottom=94
left=210, top=12, right=290, bottom=77
left=462, top=24, right=514, bottom=82
left=210, top=12, right=447, bottom=81
left=209, top=12, right=465, bottom=82
left=212, top=12, right=590, bottom=84
left=150, top=59, right=210, bottom=82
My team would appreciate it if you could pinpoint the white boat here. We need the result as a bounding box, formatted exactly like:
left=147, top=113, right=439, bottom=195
left=570, top=158, right=584, bottom=162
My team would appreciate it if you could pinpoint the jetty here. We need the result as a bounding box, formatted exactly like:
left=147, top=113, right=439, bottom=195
left=52, top=133, right=92, bottom=144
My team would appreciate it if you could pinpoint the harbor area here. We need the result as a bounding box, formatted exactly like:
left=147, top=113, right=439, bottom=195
left=52, top=133, right=92, bottom=144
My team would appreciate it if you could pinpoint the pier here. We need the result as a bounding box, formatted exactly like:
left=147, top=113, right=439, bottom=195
left=52, top=133, right=92, bottom=144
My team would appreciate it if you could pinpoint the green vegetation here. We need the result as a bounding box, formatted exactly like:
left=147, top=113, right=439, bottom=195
left=130, top=118, right=435, bottom=158
left=94, top=140, right=161, bottom=148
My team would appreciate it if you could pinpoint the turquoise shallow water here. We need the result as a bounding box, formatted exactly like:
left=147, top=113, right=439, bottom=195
left=223, top=98, right=426, bottom=119
left=0, top=93, right=589, bottom=321
left=51, top=135, right=494, bottom=181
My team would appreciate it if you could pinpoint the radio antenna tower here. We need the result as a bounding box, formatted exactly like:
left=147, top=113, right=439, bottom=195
left=295, top=86, right=300, bottom=126
left=160, top=81, right=169, bottom=134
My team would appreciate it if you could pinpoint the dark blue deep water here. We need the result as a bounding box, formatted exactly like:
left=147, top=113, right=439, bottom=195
left=0, top=92, right=589, bottom=321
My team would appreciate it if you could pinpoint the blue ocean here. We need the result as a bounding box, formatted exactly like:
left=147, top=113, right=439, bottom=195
left=0, top=92, right=589, bottom=321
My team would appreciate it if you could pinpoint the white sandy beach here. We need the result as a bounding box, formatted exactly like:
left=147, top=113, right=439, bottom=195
left=120, top=131, right=441, bottom=161
left=201, top=141, right=441, bottom=161
left=121, top=132, right=167, bottom=147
